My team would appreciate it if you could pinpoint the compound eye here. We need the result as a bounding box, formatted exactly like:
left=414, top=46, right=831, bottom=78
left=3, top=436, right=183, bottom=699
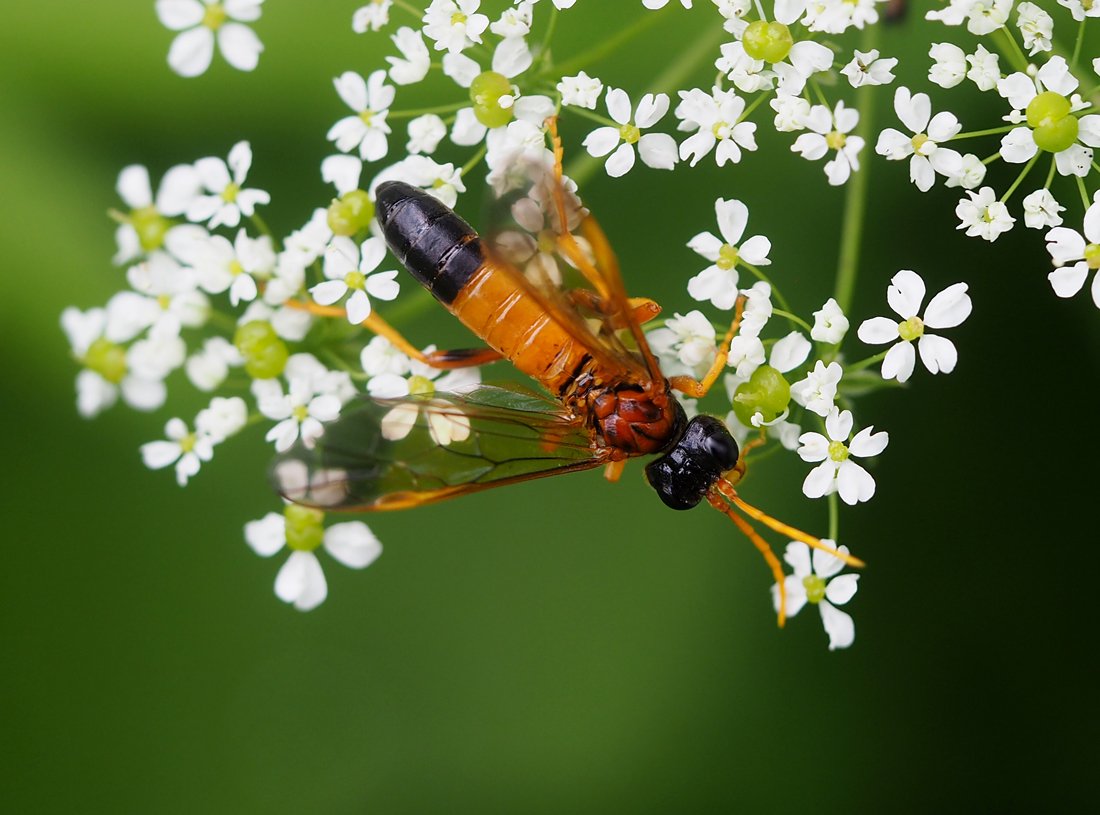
left=704, top=429, right=739, bottom=471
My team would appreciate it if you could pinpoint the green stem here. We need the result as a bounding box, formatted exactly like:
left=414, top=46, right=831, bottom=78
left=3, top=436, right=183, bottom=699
left=1000, top=151, right=1041, bottom=203
left=460, top=145, right=488, bottom=177
left=950, top=124, right=1016, bottom=140
left=991, top=26, right=1030, bottom=74
left=392, top=0, right=424, bottom=20
left=249, top=212, right=274, bottom=240
left=1071, top=18, right=1087, bottom=72
left=981, top=151, right=1001, bottom=165
left=538, top=8, right=560, bottom=71
left=741, top=261, right=792, bottom=313
left=388, top=101, right=467, bottom=120
left=845, top=349, right=889, bottom=373
left=738, top=90, right=771, bottom=123
left=1043, top=155, right=1058, bottom=189
left=832, top=24, right=879, bottom=315
left=772, top=308, right=813, bottom=333
left=550, top=7, right=669, bottom=77
left=567, top=106, right=620, bottom=127
left=828, top=492, right=839, bottom=544
left=1077, top=174, right=1091, bottom=210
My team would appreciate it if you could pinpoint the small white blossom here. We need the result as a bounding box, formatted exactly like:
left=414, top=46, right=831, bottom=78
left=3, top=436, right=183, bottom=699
left=943, top=153, right=987, bottom=190
left=1060, top=0, right=1100, bottom=21
left=406, top=114, right=447, bottom=155
left=422, top=0, right=490, bottom=53
left=141, top=417, right=214, bottom=486
left=798, top=408, right=888, bottom=505
left=792, top=101, right=865, bottom=186
left=327, top=70, right=395, bottom=162
left=195, top=395, right=248, bottom=442
left=370, top=355, right=481, bottom=446
left=386, top=27, right=431, bottom=86
left=966, top=45, right=1001, bottom=92
left=790, top=360, right=842, bottom=417
left=313, top=236, right=400, bottom=325
left=1022, top=189, right=1064, bottom=230
left=857, top=269, right=972, bottom=382
left=186, top=336, right=242, bottom=391
left=557, top=71, right=604, bottom=110
left=841, top=49, right=896, bottom=88
left=360, top=335, right=412, bottom=378
left=928, top=42, right=966, bottom=89
left=686, top=198, right=770, bottom=310
left=253, top=376, right=343, bottom=452
left=811, top=298, right=849, bottom=344
left=111, top=163, right=201, bottom=265
left=772, top=541, right=859, bottom=651
left=955, top=186, right=1015, bottom=241
left=647, top=311, right=717, bottom=378
left=246, top=510, right=382, bottom=612
left=491, top=1, right=533, bottom=36
left=770, top=95, right=810, bottom=132
left=926, top=0, right=1012, bottom=35
left=876, top=87, right=963, bottom=192
left=183, top=228, right=275, bottom=306
left=372, top=155, right=467, bottom=208
left=353, top=0, right=392, bottom=32
left=583, top=88, right=679, bottom=177
left=1016, top=2, right=1053, bottom=55
left=1045, top=200, right=1100, bottom=307
left=185, top=141, right=270, bottom=229
left=156, top=0, right=264, bottom=77
left=675, top=87, right=758, bottom=167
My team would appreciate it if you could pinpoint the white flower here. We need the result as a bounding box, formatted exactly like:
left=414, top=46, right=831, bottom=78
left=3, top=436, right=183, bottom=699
left=926, top=0, right=1012, bottom=34
left=643, top=0, right=693, bottom=8
left=675, top=87, right=758, bottom=167
left=686, top=198, right=770, bottom=310
left=186, top=336, right=242, bottom=391
left=327, top=70, right=395, bottom=161
left=770, top=94, right=810, bottom=132
left=583, top=88, right=678, bottom=177
left=714, top=0, right=753, bottom=36
left=729, top=332, right=811, bottom=426
left=407, top=114, right=447, bottom=154
left=739, top=280, right=773, bottom=337
left=1060, top=0, right=1100, bottom=22
left=370, top=354, right=481, bottom=445
left=647, top=311, right=717, bottom=378
left=185, top=140, right=270, bottom=229
left=1045, top=200, right=1100, bottom=307
left=140, top=417, right=214, bottom=486
left=811, top=298, right=848, bottom=344
left=111, top=163, right=201, bottom=264
left=955, top=186, right=1015, bottom=241
left=491, top=1, right=533, bottom=36
left=156, top=0, right=264, bottom=77
left=422, top=0, right=489, bottom=53
left=792, top=100, right=865, bottom=186
left=772, top=541, right=859, bottom=650
left=928, top=42, right=965, bottom=89
left=1022, top=189, right=1064, bottom=230
left=943, top=152, right=987, bottom=190
left=313, top=236, right=400, bottom=325
left=246, top=509, right=382, bottom=612
left=353, top=0, right=392, bottom=32
left=857, top=269, right=972, bottom=382
left=195, top=395, right=248, bottom=442
left=876, top=87, right=963, bottom=192
left=278, top=208, right=334, bottom=277
left=966, top=45, right=1000, bottom=92
left=386, top=26, right=431, bottom=85
left=841, top=49, right=896, bottom=88
left=444, top=38, right=555, bottom=147
left=804, top=0, right=881, bottom=32
left=182, top=228, right=275, bottom=306
left=1016, top=2, right=1052, bottom=55
left=997, top=58, right=1099, bottom=178
left=125, top=252, right=210, bottom=334
left=789, top=360, right=842, bottom=417
left=371, top=155, right=466, bottom=208
left=798, top=408, right=888, bottom=505
left=557, top=71, right=604, bottom=110
left=360, top=335, right=412, bottom=377
left=254, top=376, right=344, bottom=452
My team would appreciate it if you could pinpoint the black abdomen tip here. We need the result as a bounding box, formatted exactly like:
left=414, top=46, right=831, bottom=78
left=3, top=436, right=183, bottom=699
left=374, top=182, right=483, bottom=306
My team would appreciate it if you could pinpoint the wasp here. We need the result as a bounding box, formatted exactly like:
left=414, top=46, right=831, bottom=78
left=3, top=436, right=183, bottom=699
left=274, top=123, right=861, bottom=625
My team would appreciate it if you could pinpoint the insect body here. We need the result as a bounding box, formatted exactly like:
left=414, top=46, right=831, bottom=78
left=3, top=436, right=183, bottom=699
left=273, top=131, right=861, bottom=624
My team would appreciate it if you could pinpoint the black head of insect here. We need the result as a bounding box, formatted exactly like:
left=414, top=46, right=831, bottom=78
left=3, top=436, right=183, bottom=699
left=644, top=415, right=740, bottom=510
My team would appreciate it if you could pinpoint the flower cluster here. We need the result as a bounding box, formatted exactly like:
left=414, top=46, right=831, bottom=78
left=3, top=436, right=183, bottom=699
left=68, top=0, right=1095, bottom=649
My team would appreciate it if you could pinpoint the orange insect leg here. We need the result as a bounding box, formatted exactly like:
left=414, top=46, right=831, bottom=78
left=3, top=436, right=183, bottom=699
left=669, top=294, right=746, bottom=399
left=603, top=459, right=626, bottom=482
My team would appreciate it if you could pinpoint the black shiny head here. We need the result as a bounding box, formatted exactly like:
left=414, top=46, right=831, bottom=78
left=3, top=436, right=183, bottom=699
left=644, top=416, right=740, bottom=510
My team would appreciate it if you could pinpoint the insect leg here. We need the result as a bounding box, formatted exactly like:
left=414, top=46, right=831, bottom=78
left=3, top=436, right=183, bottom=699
left=668, top=294, right=747, bottom=399
left=567, top=290, right=662, bottom=327
left=603, top=459, right=626, bottom=482
left=285, top=299, right=502, bottom=369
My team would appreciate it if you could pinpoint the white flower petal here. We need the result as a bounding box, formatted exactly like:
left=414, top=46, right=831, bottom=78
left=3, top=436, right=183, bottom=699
left=217, top=22, right=263, bottom=72
left=582, top=126, right=621, bottom=158
left=324, top=522, right=383, bottom=568
left=274, top=551, right=328, bottom=611
left=923, top=283, right=972, bottom=328
left=918, top=334, right=958, bottom=375
left=836, top=460, right=875, bottom=505
left=167, top=27, right=215, bottom=77
left=604, top=142, right=636, bottom=177
left=802, top=460, right=836, bottom=499
left=887, top=269, right=926, bottom=318
left=824, top=574, right=859, bottom=606
left=245, top=513, right=286, bottom=557
left=819, top=601, right=855, bottom=650
left=880, top=340, right=915, bottom=382
left=857, top=316, right=900, bottom=345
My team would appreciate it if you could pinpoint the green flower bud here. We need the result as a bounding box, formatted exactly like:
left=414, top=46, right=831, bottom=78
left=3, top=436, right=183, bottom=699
left=803, top=574, right=827, bottom=604
left=326, top=190, right=375, bottom=237
left=130, top=205, right=170, bottom=252
left=84, top=337, right=127, bottom=384
left=741, top=21, right=794, bottom=64
left=284, top=505, right=325, bottom=552
left=731, top=364, right=791, bottom=427
left=234, top=320, right=289, bottom=380
left=469, top=71, right=514, bottom=129
left=1027, top=91, right=1079, bottom=153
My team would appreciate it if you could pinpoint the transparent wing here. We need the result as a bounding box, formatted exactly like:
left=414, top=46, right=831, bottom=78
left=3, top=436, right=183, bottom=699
left=271, top=384, right=610, bottom=511
left=484, top=151, right=663, bottom=382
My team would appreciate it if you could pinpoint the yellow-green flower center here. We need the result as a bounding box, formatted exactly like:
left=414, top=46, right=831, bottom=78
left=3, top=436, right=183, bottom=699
left=344, top=270, right=366, bottom=290
left=826, top=130, right=847, bottom=151
left=179, top=432, right=197, bottom=454
left=716, top=243, right=739, bottom=271
left=285, top=505, right=325, bottom=552
left=451, top=11, right=467, bottom=25
left=711, top=120, right=731, bottom=140
left=84, top=337, right=127, bottom=384
left=222, top=182, right=240, bottom=203
left=359, top=109, right=374, bottom=125
left=130, top=205, right=170, bottom=252
left=828, top=440, right=849, bottom=462
left=803, top=574, right=827, bottom=604
left=293, top=404, right=310, bottom=422
left=1085, top=243, right=1100, bottom=269
left=619, top=123, right=641, bottom=144
left=229, top=260, right=245, bottom=277
left=911, top=133, right=929, bottom=153
left=157, top=294, right=172, bottom=310
left=202, top=3, right=228, bottom=30
left=537, top=229, right=558, bottom=255
left=898, top=315, right=924, bottom=342
left=407, top=375, right=435, bottom=396
left=742, top=20, right=794, bottom=64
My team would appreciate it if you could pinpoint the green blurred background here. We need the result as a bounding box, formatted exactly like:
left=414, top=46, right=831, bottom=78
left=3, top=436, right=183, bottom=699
left=2, top=2, right=1098, bottom=812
